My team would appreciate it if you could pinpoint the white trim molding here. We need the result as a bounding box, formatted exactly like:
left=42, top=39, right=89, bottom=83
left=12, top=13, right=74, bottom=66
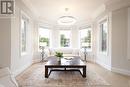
left=96, top=60, right=130, bottom=76
left=98, top=16, right=109, bottom=56
left=112, top=67, right=130, bottom=76
left=12, top=62, right=32, bottom=77
left=20, top=10, right=30, bottom=57
left=96, top=60, right=111, bottom=71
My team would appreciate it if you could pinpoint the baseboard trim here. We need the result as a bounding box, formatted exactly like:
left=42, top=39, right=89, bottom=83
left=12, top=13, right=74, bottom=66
left=96, top=60, right=130, bottom=76
left=111, top=67, right=130, bottom=76
left=13, top=62, right=32, bottom=77
left=96, top=60, right=111, bottom=71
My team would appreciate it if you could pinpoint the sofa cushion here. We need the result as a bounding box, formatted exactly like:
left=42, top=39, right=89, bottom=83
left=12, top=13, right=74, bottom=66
left=44, top=49, right=51, bottom=58
left=63, top=54, right=74, bottom=57
left=54, top=48, right=73, bottom=54
left=49, top=48, right=55, bottom=55
left=48, top=48, right=80, bottom=57
left=72, top=48, right=79, bottom=56
left=58, top=48, right=73, bottom=54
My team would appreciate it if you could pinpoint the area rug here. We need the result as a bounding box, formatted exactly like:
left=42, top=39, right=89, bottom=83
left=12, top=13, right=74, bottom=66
left=16, top=63, right=111, bottom=87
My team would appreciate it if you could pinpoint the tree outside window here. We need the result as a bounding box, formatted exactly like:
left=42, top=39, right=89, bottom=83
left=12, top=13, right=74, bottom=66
left=39, top=27, right=50, bottom=49
left=21, top=17, right=28, bottom=53
left=80, top=28, right=92, bottom=50
left=60, top=30, right=71, bottom=47
left=100, top=21, right=107, bottom=52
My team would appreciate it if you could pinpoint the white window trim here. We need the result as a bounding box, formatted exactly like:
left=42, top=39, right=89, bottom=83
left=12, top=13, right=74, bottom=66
left=79, top=26, right=92, bottom=52
left=59, top=29, right=72, bottom=48
left=38, top=26, right=51, bottom=51
left=98, top=16, right=109, bottom=55
left=20, top=11, right=29, bottom=56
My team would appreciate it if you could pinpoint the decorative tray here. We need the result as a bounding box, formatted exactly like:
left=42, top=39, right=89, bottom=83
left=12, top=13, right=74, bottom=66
left=64, top=57, right=74, bottom=60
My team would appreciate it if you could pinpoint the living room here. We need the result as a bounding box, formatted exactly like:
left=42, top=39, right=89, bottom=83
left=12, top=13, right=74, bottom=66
left=0, top=0, right=130, bottom=87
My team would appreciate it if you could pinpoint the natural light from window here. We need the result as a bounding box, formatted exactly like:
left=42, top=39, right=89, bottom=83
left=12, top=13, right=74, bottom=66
left=60, top=30, right=71, bottom=47
left=21, top=17, right=27, bottom=54
left=80, top=27, right=92, bottom=51
left=100, top=21, right=107, bottom=53
left=39, top=27, right=50, bottom=49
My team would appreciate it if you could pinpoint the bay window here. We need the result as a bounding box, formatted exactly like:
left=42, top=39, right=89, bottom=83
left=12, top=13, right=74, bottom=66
left=80, top=27, right=92, bottom=50
left=60, top=30, right=71, bottom=47
left=39, top=27, right=50, bottom=49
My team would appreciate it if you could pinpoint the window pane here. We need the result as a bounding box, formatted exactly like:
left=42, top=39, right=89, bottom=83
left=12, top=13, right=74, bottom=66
left=101, top=21, right=107, bottom=52
left=39, top=27, right=50, bottom=48
left=80, top=28, right=92, bottom=49
left=60, top=30, right=71, bottom=47
left=21, top=18, right=27, bottom=53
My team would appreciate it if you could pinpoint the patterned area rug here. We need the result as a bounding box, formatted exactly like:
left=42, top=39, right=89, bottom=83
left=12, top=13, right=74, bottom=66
left=16, top=63, right=111, bottom=87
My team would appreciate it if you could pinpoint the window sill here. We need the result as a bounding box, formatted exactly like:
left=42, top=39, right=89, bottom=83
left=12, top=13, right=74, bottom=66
left=21, top=52, right=27, bottom=56
left=80, top=48, right=92, bottom=52
left=99, top=51, right=107, bottom=56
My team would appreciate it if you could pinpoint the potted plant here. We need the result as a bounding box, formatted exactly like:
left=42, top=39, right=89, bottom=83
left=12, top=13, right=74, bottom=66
left=55, top=52, right=63, bottom=62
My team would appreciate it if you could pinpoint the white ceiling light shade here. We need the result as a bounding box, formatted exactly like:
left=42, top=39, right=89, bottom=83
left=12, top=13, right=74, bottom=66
left=57, top=16, right=77, bottom=25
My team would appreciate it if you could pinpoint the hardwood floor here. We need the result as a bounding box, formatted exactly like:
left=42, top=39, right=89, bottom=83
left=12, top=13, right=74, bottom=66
left=88, top=62, right=130, bottom=87
left=16, top=61, right=130, bottom=87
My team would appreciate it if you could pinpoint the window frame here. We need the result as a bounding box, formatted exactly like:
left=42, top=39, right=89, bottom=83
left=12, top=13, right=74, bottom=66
left=99, top=18, right=108, bottom=55
left=79, top=26, right=92, bottom=51
left=20, top=11, right=29, bottom=55
left=59, top=29, right=72, bottom=48
left=38, top=26, right=51, bottom=50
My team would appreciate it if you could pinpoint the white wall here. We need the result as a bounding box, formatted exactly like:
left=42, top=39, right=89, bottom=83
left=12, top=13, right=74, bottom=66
left=94, top=1, right=130, bottom=72
left=51, top=26, right=60, bottom=48
left=32, top=22, right=40, bottom=62
left=0, top=18, right=11, bottom=68
left=94, top=5, right=130, bottom=76
left=71, top=26, right=80, bottom=48
left=10, top=0, right=35, bottom=76
left=94, top=13, right=112, bottom=70
left=0, top=0, right=34, bottom=76
left=111, top=7, right=130, bottom=75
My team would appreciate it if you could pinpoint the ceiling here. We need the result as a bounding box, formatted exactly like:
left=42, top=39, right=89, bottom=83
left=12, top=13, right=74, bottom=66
left=22, top=0, right=118, bottom=26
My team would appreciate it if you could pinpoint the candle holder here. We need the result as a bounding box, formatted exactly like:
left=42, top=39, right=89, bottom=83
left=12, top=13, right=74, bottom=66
left=40, top=42, right=47, bottom=62
left=41, top=46, right=45, bottom=62
left=83, top=46, right=87, bottom=62
left=82, top=43, right=89, bottom=62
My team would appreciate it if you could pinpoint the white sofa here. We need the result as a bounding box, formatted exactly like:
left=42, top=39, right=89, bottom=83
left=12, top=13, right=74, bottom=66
left=0, top=67, right=18, bottom=87
left=44, top=48, right=85, bottom=60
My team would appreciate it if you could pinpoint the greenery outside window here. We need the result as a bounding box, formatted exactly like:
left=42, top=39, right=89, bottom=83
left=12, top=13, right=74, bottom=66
left=39, top=27, right=50, bottom=49
left=21, top=16, right=28, bottom=54
left=100, top=20, right=108, bottom=53
left=60, top=30, right=71, bottom=47
left=80, top=27, right=92, bottom=50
